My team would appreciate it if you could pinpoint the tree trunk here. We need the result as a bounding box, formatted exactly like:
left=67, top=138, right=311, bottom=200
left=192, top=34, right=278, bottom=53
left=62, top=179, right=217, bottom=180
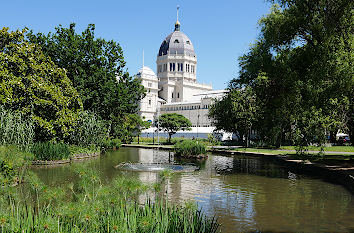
left=329, top=131, right=336, bottom=144
left=168, top=133, right=172, bottom=144
left=245, top=132, right=249, bottom=147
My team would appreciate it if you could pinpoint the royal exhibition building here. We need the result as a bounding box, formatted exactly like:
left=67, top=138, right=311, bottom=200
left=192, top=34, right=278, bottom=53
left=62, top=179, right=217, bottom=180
left=136, top=11, right=227, bottom=138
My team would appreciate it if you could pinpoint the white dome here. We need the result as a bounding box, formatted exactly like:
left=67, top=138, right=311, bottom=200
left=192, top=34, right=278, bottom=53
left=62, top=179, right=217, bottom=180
left=136, top=66, right=157, bottom=79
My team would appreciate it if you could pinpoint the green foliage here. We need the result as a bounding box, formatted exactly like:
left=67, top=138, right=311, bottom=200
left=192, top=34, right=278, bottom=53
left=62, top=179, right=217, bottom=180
left=132, top=136, right=167, bottom=144
left=209, top=87, right=256, bottom=146
left=27, top=24, right=145, bottom=139
left=0, top=146, right=33, bottom=186
left=117, top=114, right=151, bottom=143
left=31, top=142, right=70, bottom=161
left=292, top=107, right=333, bottom=154
left=0, top=27, right=83, bottom=142
left=174, top=140, right=207, bottom=157
left=100, top=138, right=122, bottom=151
left=227, top=0, right=353, bottom=147
left=68, top=111, right=108, bottom=147
left=0, top=165, right=219, bottom=232
left=69, top=145, right=100, bottom=156
left=0, top=107, right=34, bottom=149
left=159, top=113, right=192, bottom=143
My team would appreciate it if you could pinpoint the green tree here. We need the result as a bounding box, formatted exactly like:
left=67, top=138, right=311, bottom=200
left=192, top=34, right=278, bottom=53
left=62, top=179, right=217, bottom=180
left=0, top=28, right=82, bottom=141
left=27, top=24, right=145, bottom=137
left=209, top=87, right=256, bottom=146
left=230, top=0, right=353, bottom=147
left=158, top=113, right=192, bottom=143
left=118, top=114, right=151, bottom=143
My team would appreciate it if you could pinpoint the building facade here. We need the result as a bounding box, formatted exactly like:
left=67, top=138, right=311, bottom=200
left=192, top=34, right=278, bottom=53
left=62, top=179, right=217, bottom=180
left=136, top=11, right=226, bottom=136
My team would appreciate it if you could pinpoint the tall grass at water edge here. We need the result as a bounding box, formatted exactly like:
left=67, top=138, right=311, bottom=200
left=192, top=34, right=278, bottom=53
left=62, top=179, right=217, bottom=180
left=68, top=111, right=108, bottom=147
left=0, top=107, right=34, bottom=149
left=30, top=142, right=70, bottom=160
left=0, top=165, right=219, bottom=233
left=174, top=140, right=207, bottom=156
left=0, top=146, right=33, bottom=186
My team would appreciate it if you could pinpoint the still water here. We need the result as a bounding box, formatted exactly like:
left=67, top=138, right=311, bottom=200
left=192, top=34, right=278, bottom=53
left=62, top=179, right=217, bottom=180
left=32, top=147, right=354, bottom=232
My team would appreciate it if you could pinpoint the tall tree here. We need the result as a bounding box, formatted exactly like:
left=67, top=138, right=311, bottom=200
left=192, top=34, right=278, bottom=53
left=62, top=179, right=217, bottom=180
left=0, top=28, right=82, bottom=141
left=230, top=0, right=353, bottom=147
left=27, top=24, right=145, bottom=137
left=209, top=87, right=256, bottom=146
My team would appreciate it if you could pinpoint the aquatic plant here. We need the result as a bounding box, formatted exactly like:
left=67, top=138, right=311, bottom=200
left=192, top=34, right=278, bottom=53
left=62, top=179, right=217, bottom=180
left=68, top=144, right=100, bottom=156
left=31, top=142, right=70, bottom=161
left=0, top=164, right=219, bottom=232
left=101, top=138, right=122, bottom=151
left=68, top=111, right=108, bottom=147
left=0, top=146, right=33, bottom=186
left=0, top=107, right=34, bottom=149
left=174, top=140, right=207, bottom=157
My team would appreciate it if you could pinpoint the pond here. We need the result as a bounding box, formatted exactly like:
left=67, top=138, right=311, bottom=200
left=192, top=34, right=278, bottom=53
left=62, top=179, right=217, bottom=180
left=32, top=147, right=354, bottom=233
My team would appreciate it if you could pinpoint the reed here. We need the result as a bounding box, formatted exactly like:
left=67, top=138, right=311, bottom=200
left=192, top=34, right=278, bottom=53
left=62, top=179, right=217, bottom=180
left=68, top=111, right=108, bottom=147
left=0, top=107, right=34, bottom=149
left=31, top=142, right=70, bottom=161
left=174, top=140, right=207, bottom=157
left=0, top=164, right=219, bottom=232
left=0, top=146, right=33, bottom=186
left=101, top=138, right=122, bottom=151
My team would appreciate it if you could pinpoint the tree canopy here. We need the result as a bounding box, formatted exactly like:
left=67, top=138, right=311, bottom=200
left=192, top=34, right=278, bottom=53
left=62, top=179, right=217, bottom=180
left=158, top=113, right=192, bottom=143
left=27, top=24, right=145, bottom=137
left=209, top=87, right=256, bottom=146
left=213, top=0, right=353, bottom=148
left=0, top=28, right=82, bottom=141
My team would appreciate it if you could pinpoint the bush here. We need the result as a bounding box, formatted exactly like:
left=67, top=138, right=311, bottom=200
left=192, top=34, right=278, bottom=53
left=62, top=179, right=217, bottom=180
left=0, top=107, right=34, bottom=149
left=68, top=111, right=108, bottom=147
left=69, top=145, right=100, bottom=156
left=31, top=142, right=70, bottom=161
left=101, top=138, right=122, bottom=151
left=174, top=140, right=207, bottom=157
left=0, top=146, right=33, bottom=186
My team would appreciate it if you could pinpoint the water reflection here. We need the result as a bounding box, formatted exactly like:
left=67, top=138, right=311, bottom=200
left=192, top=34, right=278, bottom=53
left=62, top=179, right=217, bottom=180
left=32, top=147, right=354, bottom=233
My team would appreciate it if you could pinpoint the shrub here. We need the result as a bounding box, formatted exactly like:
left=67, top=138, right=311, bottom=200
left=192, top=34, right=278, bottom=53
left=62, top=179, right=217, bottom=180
left=68, top=111, right=108, bottom=147
left=101, top=138, right=122, bottom=151
left=170, top=137, right=186, bottom=145
left=207, top=134, right=221, bottom=146
left=31, top=142, right=70, bottom=161
left=0, top=107, right=34, bottom=149
left=0, top=146, right=33, bottom=186
left=69, top=145, right=100, bottom=156
left=174, top=140, right=207, bottom=157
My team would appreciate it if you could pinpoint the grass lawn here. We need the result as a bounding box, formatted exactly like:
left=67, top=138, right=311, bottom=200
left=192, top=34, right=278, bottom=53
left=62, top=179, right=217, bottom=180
left=230, top=148, right=295, bottom=155
left=280, top=146, right=354, bottom=152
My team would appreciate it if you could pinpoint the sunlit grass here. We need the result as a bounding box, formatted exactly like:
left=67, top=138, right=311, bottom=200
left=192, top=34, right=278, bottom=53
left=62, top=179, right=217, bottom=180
left=0, top=164, right=219, bottom=233
left=280, top=146, right=354, bottom=152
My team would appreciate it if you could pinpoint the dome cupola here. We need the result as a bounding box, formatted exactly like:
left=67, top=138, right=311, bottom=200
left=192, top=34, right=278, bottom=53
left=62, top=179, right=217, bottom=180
left=158, top=6, right=195, bottom=57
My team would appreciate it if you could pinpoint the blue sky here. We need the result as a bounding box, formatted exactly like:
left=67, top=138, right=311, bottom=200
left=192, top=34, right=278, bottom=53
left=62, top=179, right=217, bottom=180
left=1, top=0, right=272, bottom=90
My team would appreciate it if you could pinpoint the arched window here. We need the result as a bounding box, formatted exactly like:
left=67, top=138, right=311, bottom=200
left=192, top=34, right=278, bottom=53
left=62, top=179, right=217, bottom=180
left=174, top=39, right=179, bottom=43
left=177, top=92, right=180, bottom=98
left=172, top=92, right=174, bottom=98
